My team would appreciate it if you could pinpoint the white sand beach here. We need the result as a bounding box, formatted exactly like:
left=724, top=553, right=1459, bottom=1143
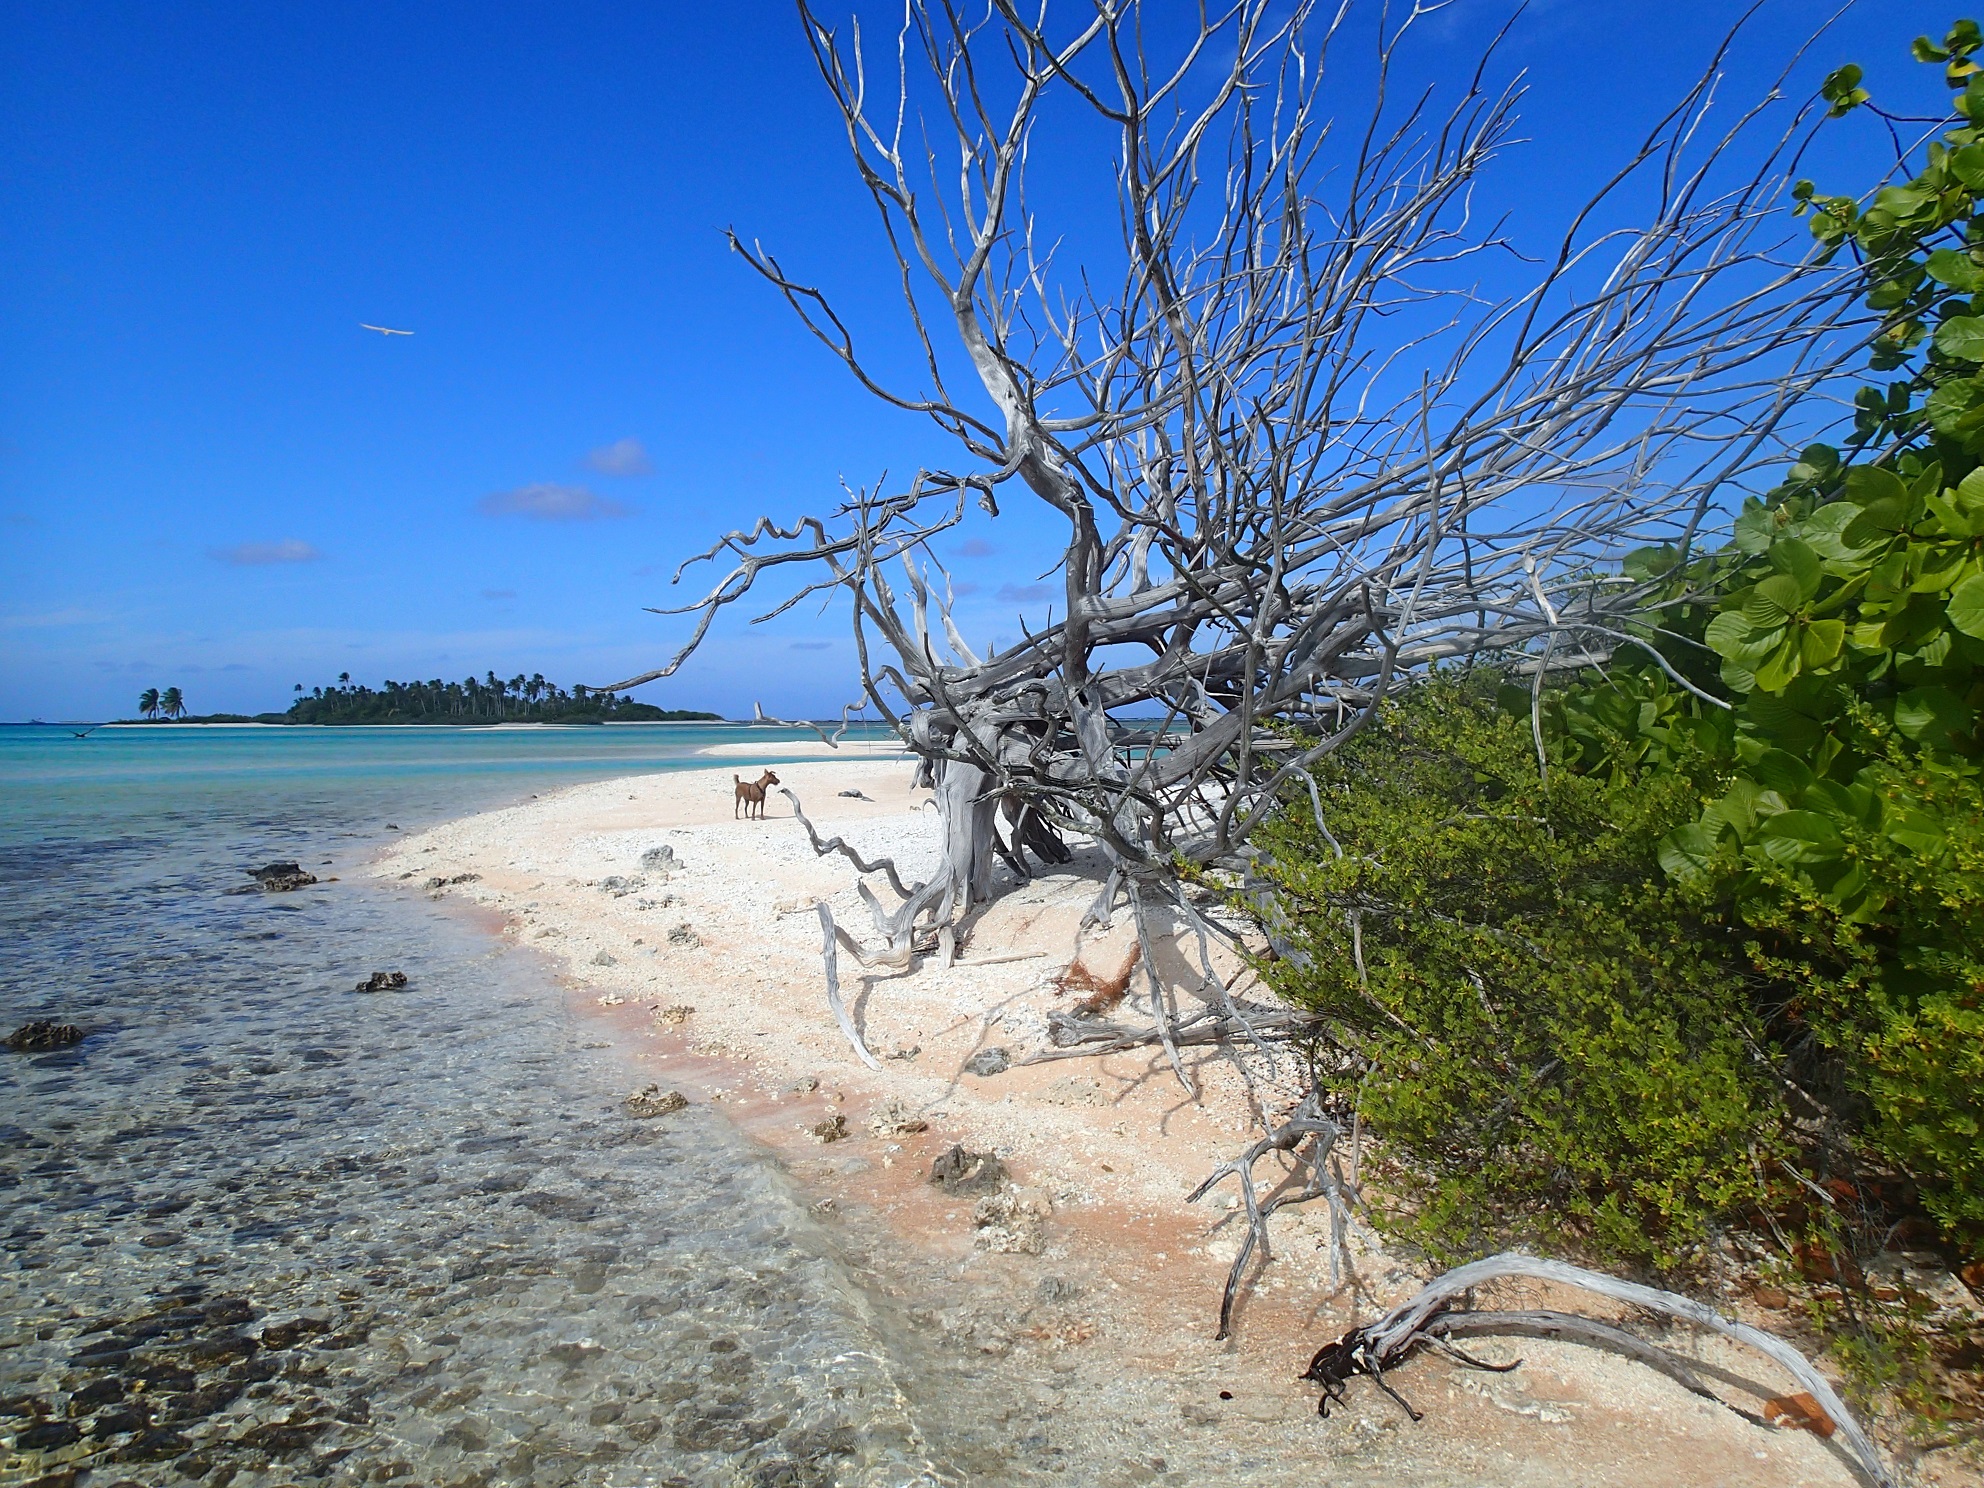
left=371, top=757, right=1866, bottom=1488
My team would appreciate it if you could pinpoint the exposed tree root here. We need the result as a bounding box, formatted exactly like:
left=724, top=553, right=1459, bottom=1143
left=1186, top=1092, right=1354, bottom=1340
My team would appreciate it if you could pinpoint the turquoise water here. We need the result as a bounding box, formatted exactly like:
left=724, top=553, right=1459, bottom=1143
left=0, top=722, right=883, bottom=839
left=0, top=723, right=938, bottom=1488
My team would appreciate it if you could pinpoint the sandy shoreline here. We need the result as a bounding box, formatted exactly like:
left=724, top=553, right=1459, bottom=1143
left=370, top=757, right=1868, bottom=1487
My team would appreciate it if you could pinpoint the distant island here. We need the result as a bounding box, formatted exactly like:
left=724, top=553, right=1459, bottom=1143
left=113, top=672, right=722, bottom=726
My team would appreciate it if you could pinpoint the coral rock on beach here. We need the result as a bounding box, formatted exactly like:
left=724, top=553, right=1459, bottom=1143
left=928, top=1144, right=1007, bottom=1196
left=625, top=1084, right=688, bottom=1118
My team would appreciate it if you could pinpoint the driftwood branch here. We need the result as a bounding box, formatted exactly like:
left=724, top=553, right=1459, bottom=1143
left=1306, top=1252, right=1893, bottom=1488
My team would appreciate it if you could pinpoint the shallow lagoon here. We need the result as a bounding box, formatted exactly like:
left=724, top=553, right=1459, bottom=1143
left=0, top=724, right=932, bottom=1487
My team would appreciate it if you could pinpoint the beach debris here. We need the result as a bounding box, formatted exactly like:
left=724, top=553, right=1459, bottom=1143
left=867, top=1100, right=929, bottom=1137
left=786, top=1075, right=820, bottom=1095
left=596, top=993, right=625, bottom=1006
left=639, top=844, right=676, bottom=874
left=775, top=895, right=822, bottom=916
left=974, top=1186, right=1051, bottom=1254
left=652, top=1004, right=696, bottom=1026
left=928, top=1144, right=1007, bottom=1196
left=1056, top=943, right=1141, bottom=1020
left=808, top=1114, right=848, bottom=1143
left=591, top=951, right=617, bottom=967
left=885, top=1044, right=922, bottom=1062
left=225, top=861, right=318, bottom=895
left=6, top=1020, right=85, bottom=1052
left=625, top=1084, right=688, bottom=1118
left=667, top=923, right=701, bottom=948
left=837, top=789, right=871, bottom=800
left=352, top=971, right=408, bottom=993
left=635, top=894, right=679, bottom=910
left=598, top=875, right=645, bottom=897
left=1764, top=1392, right=1835, bottom=1437
left=963, top=1047, right=1010, bottom=1077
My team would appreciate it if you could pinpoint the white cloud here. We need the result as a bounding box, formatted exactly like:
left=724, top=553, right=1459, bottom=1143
left=211, top=539, right=323, bottom=565
left=585, top=438, right=652, bottom=477
left=479, top=483, right=631, bottom=521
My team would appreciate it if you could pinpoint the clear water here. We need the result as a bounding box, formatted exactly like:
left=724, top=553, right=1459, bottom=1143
left=0, top=723, right=937, bottom=1488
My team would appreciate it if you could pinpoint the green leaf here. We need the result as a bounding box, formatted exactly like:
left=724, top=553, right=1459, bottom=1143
left=1706, top=612, right=1780, bottom=666
left=1753, top=633, right=1804, bottom=692
left=1884, top=810, right=1948, bottom=857
left=1926, top=378, right=1984, bottom=437
left=1802, top=617, right=1846, bottom=667
left=1948, top=573, right=1984, bottom=639
left=1935, top=316, right=1984, bottom=363
left=1894, top=686, right=1974, bottom=747
left=1768, top=538, right=1823, bottom=601
left=1743, top=574, right=1808, bottom=627
left=1657, top=823, right=1718, bottom=884
left=1952, top=143, right=1984, bottom=192
left=1756, top=810, right=1844, bottom=865
left=1801, top=502, right=1880, bottom=562
left=1843, top=465, right=1906, bottom=507
left=1751, top=749, right=1814, bottom=795
left=1927, top=248, right=1984, bottom=292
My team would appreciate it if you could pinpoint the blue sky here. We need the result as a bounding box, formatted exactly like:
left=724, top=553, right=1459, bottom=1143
left=0, top=0, right=1939, bottom=721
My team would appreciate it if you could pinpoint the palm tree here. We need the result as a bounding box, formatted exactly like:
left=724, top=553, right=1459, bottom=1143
left=159, top=687, right=185, bottom=720
left=138, top=688, right=160, bottom=720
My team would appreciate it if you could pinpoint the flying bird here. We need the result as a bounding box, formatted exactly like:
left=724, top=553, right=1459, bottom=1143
left=359, top=323, right=414, bottom=336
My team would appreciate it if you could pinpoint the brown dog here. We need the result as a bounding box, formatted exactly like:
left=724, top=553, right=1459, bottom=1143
left=733, top=769, right=780, bottom=819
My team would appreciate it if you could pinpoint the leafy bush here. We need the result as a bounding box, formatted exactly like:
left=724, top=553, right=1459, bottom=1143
left=1551, top=24, right=1984, bottom=1251
left=1252, top=677, right=1780, bottom=1270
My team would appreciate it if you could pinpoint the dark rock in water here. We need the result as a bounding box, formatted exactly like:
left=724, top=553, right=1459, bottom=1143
left=14, top=1418, right=82, bottom=1450
left=6, top=1021, right=84, bottom=1052
left=235, top=1418, right=327, bottom=1454
left=138, top=1231, right=182, bottom=1248
left=257, top=1316, right=328, bottom=1350
left=181, top=1333, right=257, bottom=1366
left=70, top=1379, right=125, bottom=1409
left=352, top=971, right=408, bottom=993
left=928, top=1144, right=1008, bottom=1195
left=963, top=1046, right=1010, bottom=1077
left=116, top=1427, right=191, bottom=1461
left=224, top=861, right=318, bottom=895
left=204, top=1298, right=255, bottom=1327
left=89, top=1407, right=150, bottom=1438
left=513, top=1191, right=600, bottom=1222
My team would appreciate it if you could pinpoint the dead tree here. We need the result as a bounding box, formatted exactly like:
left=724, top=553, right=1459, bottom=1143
left=605, top=0, right=1874, bottom=1070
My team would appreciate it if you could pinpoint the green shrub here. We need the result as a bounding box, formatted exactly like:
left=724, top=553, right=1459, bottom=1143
left=1252, top=678, right=1781, bottom=1270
